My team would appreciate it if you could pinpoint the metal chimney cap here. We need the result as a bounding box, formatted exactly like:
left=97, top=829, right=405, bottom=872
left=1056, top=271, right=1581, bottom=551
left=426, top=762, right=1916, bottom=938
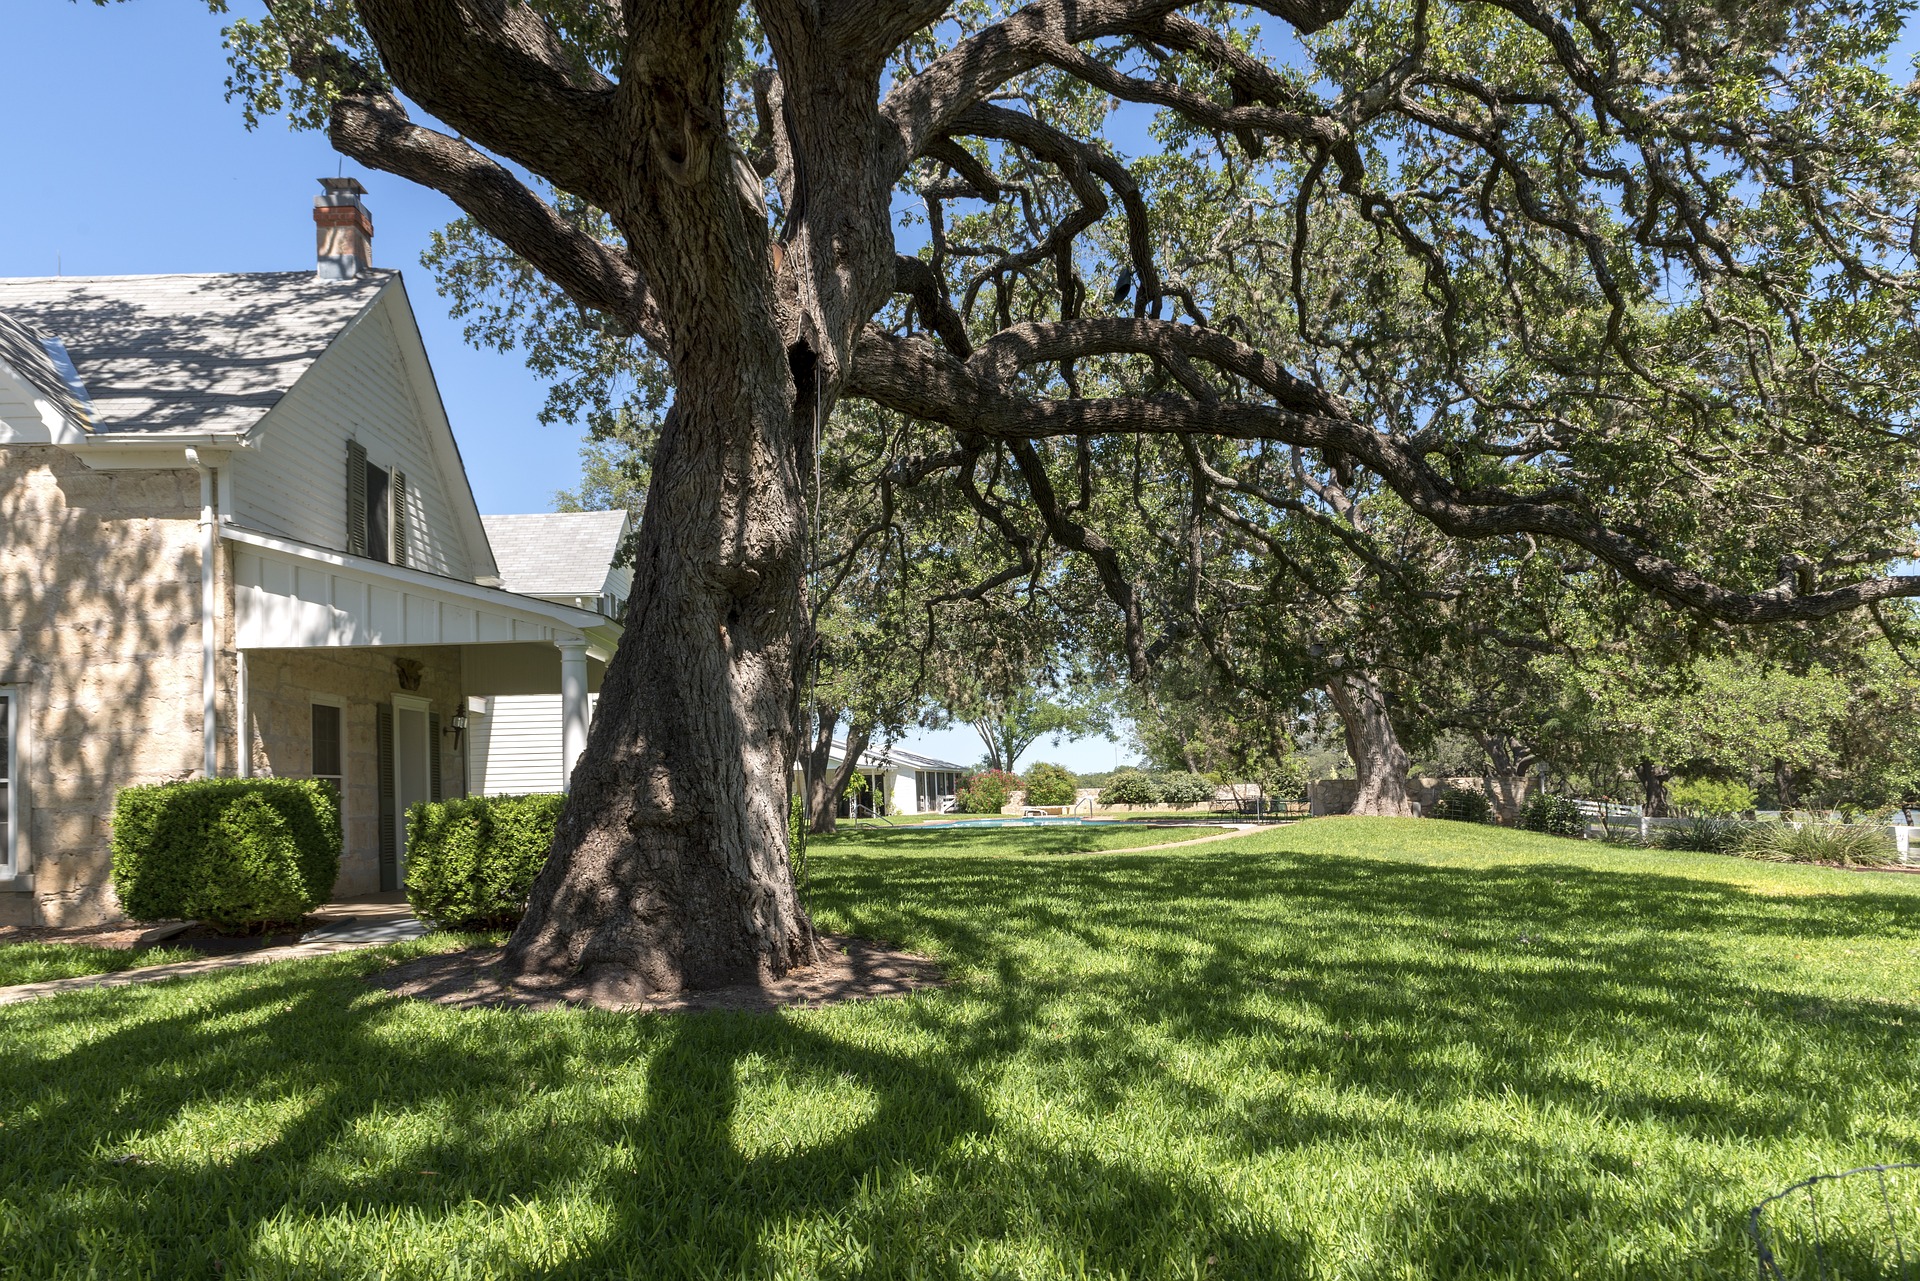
left=318, top=177, right=367, bottom=197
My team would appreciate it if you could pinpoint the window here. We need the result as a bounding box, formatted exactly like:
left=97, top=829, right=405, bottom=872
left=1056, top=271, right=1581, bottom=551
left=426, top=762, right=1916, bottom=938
left=365, top=461, right=391, bottom=563
left=918, top=770, right=959, bottom=813
left=345, top=440, right=409, bottom=566
left=311, top=702, right=344, bottom=794
left=0, top=690, right=13, bottom=872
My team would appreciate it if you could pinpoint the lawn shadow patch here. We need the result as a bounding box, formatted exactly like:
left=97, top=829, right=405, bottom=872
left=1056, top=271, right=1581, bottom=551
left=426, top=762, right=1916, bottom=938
left=367, top=933, right=945, bottom=1012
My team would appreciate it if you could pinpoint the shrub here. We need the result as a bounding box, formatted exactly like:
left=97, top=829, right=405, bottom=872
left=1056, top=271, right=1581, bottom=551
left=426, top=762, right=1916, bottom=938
left=1257, top=756, right=1310, bottom=802
left=956, top=769, right=1022, bottom=814
left=405, top=793, right=565, bottom=929
left=1739, top=822, right=1899, bottom=867
left=1156, top=771, right=1216, bottom=807
left=1655, top=816, right=1749, bottom=853
left=1519, top=794, right=1586, bottom=838
left=111, top=778, right=340, bottom=930
left=1669, top=777, right=1757, bottom=817
left=1023, top=762, right=1078, bottom=807
left=1098, top=771, right=1161, bottom=807
left=1428, top=786, right=1494, bottom=824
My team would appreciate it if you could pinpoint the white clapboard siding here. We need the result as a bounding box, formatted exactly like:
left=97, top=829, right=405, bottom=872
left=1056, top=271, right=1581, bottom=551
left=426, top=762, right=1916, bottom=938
left=468, top=693, right=598, bottom=796
left=229, top=295, right=472, bottom=579
left=0, top=367, right=54, bottom=442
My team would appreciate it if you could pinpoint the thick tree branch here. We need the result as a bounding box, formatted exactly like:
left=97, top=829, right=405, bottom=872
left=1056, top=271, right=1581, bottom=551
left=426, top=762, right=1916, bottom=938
left=353, top=0, right=619, bottom=206
left=849, top=326, right=1920, bottom=624
left=331, top=92, right=665, bottom=349
left=881, top=0, right=1353, bottom=168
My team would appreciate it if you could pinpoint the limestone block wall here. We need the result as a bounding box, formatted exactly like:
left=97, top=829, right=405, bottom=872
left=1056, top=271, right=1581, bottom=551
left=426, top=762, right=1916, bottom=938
left=0, top=444, right=207, bottom=926
left=242, top=647, right=465, bottom=896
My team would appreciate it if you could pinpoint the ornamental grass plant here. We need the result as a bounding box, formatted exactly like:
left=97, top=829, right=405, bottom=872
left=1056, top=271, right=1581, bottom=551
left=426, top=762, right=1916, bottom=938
left=1739, top=821, right=1901, bottom=867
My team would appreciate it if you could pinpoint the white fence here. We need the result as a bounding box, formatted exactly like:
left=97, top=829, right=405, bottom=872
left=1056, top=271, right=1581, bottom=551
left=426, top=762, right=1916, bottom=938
left=1572, top=800, right=1917, bottom=862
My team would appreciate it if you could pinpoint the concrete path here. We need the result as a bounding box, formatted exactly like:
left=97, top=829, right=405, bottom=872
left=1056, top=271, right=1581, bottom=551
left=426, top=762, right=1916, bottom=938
left=0, top=894, right=429, bottom=1007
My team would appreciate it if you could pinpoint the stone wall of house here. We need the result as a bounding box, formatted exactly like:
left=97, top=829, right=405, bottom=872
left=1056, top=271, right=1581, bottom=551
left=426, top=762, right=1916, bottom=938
left=242, top=647, right=465, bottom=896
left=0, top=444, right=208, bottom=927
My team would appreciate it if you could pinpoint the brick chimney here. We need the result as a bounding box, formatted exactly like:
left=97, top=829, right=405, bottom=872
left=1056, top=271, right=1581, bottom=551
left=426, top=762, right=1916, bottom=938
left=314, top=177, right=373, bottom=280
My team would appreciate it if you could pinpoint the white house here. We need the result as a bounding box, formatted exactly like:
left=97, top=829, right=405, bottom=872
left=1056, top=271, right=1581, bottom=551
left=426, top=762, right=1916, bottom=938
left=812, top=741, right=968, bottom=817
left=0, top=179, right=625, bottom=925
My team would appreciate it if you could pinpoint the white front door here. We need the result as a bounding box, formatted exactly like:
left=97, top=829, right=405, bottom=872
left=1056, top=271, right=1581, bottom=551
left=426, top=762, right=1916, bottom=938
left=392, top=697, right=432, bottom=877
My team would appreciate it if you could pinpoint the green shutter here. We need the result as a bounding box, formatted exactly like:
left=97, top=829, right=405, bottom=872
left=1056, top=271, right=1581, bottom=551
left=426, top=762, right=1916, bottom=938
left=346, top=440, right=368, bottom=557
left=428, top=712, right=442, bottom=802
left=376, top=704, right=397, bottom=891
left=391, top=470, right=410, bottom=567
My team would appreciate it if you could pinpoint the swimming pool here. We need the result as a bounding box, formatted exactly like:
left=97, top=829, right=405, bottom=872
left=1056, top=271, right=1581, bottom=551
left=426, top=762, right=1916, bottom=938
left=913, top=816, right=1129, bottom=828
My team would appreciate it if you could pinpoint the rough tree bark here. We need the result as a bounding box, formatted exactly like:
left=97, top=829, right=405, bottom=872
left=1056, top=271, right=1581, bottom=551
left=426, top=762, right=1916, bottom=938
left=1773, top=758, right=1800, bottom=810
left=1474, top=731, right=1540, bottom=823
left=1326, top=668, right=1414, bottom=818
left=1636, top=759, right=1673, bottom=817
left=802, top=707, right=872, bottom=835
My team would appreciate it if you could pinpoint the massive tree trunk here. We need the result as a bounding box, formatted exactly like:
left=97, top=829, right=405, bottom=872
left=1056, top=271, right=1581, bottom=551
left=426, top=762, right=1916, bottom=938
left=506, top=339, right=819, bottom=996
left=1326, top=668, right=1414, bottom=817
left=497, top=18, right=901, bottom=995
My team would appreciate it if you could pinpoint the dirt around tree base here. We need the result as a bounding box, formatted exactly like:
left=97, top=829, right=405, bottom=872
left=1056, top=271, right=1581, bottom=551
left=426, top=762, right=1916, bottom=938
left=367, top=934, right=945, bottom=1013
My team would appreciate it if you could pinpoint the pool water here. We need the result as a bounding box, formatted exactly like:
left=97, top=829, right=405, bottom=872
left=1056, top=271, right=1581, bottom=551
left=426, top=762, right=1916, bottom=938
left=915, top=816, right=1128, bottom=827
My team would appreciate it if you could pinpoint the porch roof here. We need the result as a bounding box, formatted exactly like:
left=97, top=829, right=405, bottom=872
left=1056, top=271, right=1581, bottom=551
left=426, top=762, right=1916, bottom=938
left=225, top=523, right=620, bottom=661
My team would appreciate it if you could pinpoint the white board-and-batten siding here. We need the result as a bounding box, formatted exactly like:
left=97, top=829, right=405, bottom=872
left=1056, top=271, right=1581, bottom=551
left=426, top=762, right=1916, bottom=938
left=468, top=694, right=599, bottom=795
left=232, top=546, right=579, bottom=649
left=228, top=296, right=472, bottom=579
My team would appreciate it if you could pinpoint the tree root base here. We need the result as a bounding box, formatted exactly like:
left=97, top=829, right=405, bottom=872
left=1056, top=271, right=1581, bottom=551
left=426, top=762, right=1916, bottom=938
left=366, top=934, right=945, bottom=1012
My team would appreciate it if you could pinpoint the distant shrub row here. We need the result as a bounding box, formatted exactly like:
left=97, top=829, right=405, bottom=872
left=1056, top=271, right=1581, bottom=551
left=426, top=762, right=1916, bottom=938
left=1096, top=770, right=1217, bottom=808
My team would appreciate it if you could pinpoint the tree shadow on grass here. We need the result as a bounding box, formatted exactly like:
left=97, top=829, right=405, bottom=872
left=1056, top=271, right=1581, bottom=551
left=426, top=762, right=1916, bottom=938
left=2, top=845, right=1917, bottom=1277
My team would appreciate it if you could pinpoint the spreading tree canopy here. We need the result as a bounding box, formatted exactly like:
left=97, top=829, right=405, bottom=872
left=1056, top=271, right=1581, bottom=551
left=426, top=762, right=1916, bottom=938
left=195, top=0, right=1920, bottom=996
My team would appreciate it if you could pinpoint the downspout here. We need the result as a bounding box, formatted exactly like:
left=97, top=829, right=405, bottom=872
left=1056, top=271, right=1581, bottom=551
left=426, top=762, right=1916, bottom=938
left=186, top=448, right=218, bottom=779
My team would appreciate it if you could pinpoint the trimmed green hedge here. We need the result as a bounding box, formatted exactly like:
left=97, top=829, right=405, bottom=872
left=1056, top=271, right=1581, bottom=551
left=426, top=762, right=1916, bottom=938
left=111, top=778, right=341, bottom=929
left=404, top=794, right=564, bottom=929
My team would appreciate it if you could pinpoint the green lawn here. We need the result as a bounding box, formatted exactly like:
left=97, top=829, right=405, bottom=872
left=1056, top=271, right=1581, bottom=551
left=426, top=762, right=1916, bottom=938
left=2, top=817, right=1917, bottom=1279
left=0, top=942, right=199, bottom=987
left=808, top=820, right=1233, bottom=856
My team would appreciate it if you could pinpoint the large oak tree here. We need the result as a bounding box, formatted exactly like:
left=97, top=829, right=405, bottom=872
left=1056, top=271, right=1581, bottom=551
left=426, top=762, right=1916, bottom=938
left=205, top=0, right=1920, bottom=996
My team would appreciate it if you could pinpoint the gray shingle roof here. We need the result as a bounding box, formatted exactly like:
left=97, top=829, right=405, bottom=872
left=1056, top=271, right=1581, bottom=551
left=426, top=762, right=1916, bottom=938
left=839, top=741, right=969, bottom=771
left=0, top=312, right=94, bottom=430
left=0, top=270, right=389, bottom=435
left=481, top=511, right=630, bottom=597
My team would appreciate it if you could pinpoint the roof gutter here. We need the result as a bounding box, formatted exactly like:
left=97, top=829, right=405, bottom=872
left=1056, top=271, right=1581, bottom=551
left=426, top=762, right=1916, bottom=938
left=82, top=432, right=253, bottom=449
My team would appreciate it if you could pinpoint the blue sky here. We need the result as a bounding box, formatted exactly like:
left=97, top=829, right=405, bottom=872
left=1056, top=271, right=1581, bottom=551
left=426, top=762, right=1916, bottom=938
left=0, top=1, right=1137, bottom=772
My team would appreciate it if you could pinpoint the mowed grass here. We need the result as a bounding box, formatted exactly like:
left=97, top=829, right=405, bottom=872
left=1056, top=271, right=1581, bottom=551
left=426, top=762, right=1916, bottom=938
left=808, top=820, right=1234, bottom=856
left=0, top=942, right=199, bottom=987
left=2, top=817, right=1917, bottom=1279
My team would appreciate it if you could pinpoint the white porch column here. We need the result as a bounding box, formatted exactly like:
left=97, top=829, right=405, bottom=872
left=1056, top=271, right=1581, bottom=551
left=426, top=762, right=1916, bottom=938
left=234, top=650, right=251, bottom=778
left=558, top=639, right=590, bottom=790
left=187, top=449, right=218, bottom=778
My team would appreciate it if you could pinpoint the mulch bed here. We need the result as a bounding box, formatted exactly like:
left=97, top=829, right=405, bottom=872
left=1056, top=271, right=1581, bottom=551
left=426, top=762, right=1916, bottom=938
left=0, top=917, right=323, bottom=955
left=0, top=921, right=193, bottom=950
left=367, top=934, right=945, bottom=1013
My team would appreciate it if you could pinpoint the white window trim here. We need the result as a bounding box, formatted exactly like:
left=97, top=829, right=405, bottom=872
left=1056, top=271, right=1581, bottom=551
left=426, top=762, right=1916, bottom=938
left=310, top=695, right=347, bottom=792
left=0, top=685, right=28, bottom=885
